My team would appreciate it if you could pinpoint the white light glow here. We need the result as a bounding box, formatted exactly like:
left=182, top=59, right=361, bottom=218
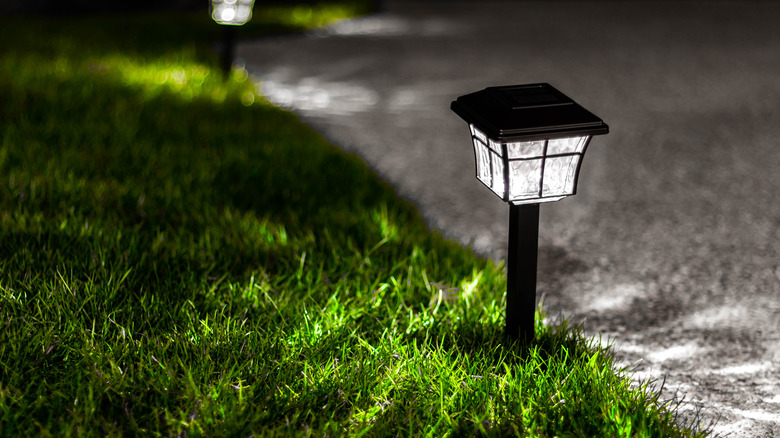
left=474, top=140, right=491, bottom=188
left=507, top=140, right=544, bottom=159
left=491, top=154, right=505, bottom=196
left=509, top=159, right=542, bottom=201
left=646, top=343, right=701, bottom=362
left=211, top=0, right=254, bottom=25
left=713, top=362, right=772, bottom=375
left=547, top=136, right=587, bottom=155
left=469, top=130, right=587, bottom=203
left=542, top=155, right=579, bottom=197
left=470, top=125, right=487, bottom=144
left=488, top=138, right=502, bottom=154
left=221, top=8, right=236, bottom=22
left=259, top=78, right=379, bottom=115
left=236, top=6, right=251, bottom=22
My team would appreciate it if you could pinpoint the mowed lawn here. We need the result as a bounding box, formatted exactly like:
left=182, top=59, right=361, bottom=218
left=0, top=4, right=708, bottom=437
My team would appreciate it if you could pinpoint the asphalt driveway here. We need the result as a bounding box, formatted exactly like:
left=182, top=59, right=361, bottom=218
left=238, top=1, right=780, bottom=435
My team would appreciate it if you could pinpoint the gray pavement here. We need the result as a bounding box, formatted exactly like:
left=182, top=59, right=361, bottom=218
left=237, top=1, right=780, bottom=435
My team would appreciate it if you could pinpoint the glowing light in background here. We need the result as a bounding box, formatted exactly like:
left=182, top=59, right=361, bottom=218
left=221, top=8, right=236, bottom=22
left=211, top=0, right=255, bottom=26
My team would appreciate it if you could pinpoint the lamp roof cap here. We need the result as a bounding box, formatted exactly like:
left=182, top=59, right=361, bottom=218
left=451, top=83, right=608, bottom=141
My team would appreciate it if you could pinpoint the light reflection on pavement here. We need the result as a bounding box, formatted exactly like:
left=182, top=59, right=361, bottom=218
left=238, top=2, right=780, bottom=435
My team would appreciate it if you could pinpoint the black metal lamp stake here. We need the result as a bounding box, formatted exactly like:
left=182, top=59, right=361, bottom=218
left=220, top=25, right=236, bottom=78
left=451, top=83, right=609, bottom=342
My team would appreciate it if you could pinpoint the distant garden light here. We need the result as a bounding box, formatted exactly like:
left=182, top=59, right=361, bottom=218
left=211, top=0, right=256, bottom=25
left=451, top=83, right=608, bottom=342
left=210, top=0, right=256, bottom=77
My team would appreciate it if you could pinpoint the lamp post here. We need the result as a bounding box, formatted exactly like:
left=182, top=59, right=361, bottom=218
left=210, top=0, right=256, bottom=77
left=451, top=83, right=608, bottom=342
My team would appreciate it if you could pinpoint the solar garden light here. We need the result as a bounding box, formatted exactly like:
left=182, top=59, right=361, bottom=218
left=451, top=83, right=608, bottom=342
left=210, top=0, right=256, bottom=77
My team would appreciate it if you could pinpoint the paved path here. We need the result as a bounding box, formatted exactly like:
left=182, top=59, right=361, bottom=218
left=238, top=1, right=780, bottom=435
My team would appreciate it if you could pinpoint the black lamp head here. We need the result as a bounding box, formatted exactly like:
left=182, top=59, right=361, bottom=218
left=451, top=83, right=608, bottom=204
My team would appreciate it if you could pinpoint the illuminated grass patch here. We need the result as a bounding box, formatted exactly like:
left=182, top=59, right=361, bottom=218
left=0, top=5, right=709, bottom=437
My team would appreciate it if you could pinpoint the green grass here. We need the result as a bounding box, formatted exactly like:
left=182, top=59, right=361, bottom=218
left=0, top=4, right=708, bottom=437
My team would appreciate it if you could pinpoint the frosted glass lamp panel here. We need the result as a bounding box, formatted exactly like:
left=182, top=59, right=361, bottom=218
left=542, top=155, right=580, bottom=197
left=488, top=138, right=502, bottom=154
left=547, top=136, right=587, bottom=155
left=470, top=125, right=487, bottom=144
left=509, top=159, right=543, bottom=201
left=574, top=136, right=590, bottom=153
left=473, top=140, right=492, bottom=187
left=507, top=140, right=545, bottom=159
left=490, top=154, right=505, bottom=197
